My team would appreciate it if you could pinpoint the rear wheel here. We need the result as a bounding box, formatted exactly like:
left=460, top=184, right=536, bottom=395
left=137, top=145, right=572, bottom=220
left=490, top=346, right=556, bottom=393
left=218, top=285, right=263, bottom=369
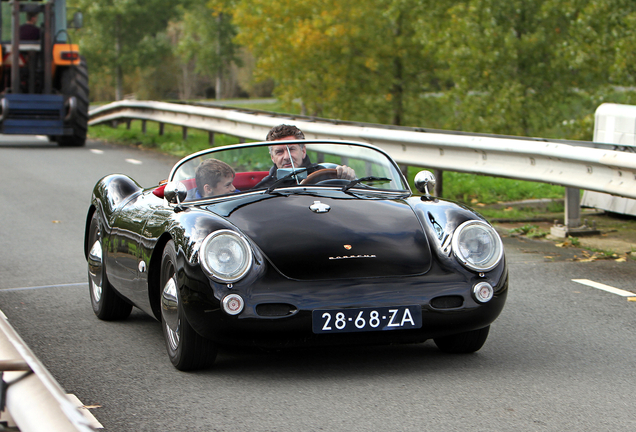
left=87, top=212, right=133, bottom=320
left=160, top=240, right=217, bottom=371
left=57, top=56, right=89, bottom=147
left=433, top=326, right=490, bottom=354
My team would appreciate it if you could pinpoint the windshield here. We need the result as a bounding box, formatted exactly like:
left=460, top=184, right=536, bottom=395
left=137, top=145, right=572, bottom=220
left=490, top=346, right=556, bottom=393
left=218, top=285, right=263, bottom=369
left=169, top=141, right=409, bottom=201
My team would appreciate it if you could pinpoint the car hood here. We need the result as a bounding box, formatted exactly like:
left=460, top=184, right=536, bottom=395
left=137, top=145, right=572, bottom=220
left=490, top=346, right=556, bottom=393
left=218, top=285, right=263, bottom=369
left=209, top=193, right=432, bottom=281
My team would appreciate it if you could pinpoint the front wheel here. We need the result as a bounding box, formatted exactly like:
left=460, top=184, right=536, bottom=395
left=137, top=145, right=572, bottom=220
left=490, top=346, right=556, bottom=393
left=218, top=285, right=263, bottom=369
left=433, top=326, right=490, bottom=354
left=160, top=240, right=217, bottom=371
left=87, top=212, right=132, bottom=320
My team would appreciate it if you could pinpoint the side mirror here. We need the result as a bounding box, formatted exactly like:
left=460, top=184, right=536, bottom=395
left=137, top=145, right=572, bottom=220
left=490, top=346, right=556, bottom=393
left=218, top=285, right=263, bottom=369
left=164, top=181, right=187, bottom=205
left=414, top=170, right=436, bottom=197
left=69, top=11, right=83, bottom=29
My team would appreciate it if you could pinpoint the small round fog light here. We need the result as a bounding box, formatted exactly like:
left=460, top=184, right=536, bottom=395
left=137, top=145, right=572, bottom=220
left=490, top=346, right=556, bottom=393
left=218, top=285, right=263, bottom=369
left=222, top=294, right=244, bottom=315
left=473, top=282, right=494, bottom=303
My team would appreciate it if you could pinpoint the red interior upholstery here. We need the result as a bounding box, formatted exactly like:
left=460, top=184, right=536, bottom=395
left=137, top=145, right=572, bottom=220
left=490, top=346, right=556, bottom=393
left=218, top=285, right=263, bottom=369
left=233, top=171, right=268, bottom=190
left=152, top=172, right=268, bottom=198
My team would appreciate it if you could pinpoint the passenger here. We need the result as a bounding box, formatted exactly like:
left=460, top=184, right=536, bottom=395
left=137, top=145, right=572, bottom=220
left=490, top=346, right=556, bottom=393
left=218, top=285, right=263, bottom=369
left=254, top=124, right=355, bottom=188
left=195, top=158, right=236, bottom=198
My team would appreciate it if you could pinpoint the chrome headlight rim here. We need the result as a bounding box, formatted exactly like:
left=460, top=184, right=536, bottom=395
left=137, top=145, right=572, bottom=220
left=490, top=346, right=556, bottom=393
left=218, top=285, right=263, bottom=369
left=200, top=229, right=253, bottom=283
left=451, top=220, right=504, bottom=272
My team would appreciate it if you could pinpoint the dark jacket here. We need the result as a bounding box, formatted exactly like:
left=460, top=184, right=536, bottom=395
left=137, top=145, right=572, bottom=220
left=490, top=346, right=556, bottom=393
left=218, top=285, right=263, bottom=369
left=254, top=156, right=323, bottom=189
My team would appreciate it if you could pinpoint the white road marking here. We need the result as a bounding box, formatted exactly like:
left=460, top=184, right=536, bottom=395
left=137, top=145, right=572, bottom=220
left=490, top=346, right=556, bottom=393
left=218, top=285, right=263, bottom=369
left=0, top=283, right=86, bottom=292
left=572, top=279, right=636, bottom=297
left=90, top=149, right=104, bottom=154
left=126, top=158, right=142, bottom=165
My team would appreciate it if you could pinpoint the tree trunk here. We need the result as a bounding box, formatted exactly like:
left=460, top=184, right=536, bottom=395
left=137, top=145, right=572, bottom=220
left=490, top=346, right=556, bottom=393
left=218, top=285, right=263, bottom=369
left=115, top=16, right=123, bottom=101
left=215, top=13, right=223, bottom=100
left=391, top=13, right=404, bottom=126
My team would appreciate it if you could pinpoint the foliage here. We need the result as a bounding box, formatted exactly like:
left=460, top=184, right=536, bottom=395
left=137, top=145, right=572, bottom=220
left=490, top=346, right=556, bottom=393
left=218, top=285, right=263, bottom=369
left=71, top=0, right=182, bottom=99
left=74, top=0, right=636, bottom=139
left=232, top=0, right=439, bottom=124
left=170, top=0, right=242, bottom=99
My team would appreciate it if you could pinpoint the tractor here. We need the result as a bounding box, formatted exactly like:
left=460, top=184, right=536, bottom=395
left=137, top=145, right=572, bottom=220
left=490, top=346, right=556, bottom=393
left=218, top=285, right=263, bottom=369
left=0, top=0, right=88, bottom=146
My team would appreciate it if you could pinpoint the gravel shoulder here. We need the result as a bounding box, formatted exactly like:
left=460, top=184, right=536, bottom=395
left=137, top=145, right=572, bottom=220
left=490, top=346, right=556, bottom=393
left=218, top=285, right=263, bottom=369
left=493, top=208, right=636, bottom=262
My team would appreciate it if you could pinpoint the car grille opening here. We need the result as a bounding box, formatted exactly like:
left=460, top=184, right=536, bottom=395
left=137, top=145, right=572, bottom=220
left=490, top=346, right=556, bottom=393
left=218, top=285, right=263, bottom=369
left=256, top=303, right=297, bottom=317
left=430, top=295, right=464, bottom=309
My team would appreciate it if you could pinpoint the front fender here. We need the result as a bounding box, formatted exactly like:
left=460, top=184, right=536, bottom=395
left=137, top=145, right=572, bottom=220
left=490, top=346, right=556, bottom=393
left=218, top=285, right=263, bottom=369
left=91, top=174, right=143, bottom=223
left=84, top=174, right=142, bottom=259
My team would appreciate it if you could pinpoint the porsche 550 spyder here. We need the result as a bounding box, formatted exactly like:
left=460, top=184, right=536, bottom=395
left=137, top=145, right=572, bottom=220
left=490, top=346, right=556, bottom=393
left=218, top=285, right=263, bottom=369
left=85, top=140, right=508, bottom=370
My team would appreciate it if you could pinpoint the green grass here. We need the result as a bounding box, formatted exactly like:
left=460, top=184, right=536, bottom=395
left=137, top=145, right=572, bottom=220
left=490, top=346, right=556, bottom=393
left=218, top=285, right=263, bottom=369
left=510, top=224, right=549, bottom=238
left=404, top=166, right=564, bottom=206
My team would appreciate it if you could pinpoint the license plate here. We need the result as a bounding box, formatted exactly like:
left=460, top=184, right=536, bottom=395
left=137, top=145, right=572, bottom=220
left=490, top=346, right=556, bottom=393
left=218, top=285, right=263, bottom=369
left=312, top=305, right=422, bottom=334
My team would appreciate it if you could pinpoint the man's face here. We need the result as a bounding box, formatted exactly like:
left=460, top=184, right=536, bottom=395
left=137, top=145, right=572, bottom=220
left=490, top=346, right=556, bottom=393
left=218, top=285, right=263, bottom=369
left=203, top=174, right=236, bottom=197
left=270, top=139, right=306, bottom=169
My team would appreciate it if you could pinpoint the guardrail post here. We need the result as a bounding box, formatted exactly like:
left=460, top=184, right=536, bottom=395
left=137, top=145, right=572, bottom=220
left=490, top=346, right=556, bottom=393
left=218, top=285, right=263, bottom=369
left=182, top=126, right=188, bottom=141
left=126, top=119, right=131, bottom=130
left=399, top=165, right=408, bottom=185
left=159, top=123, right=164, bottom=136
left=434, top=169, right=444, bottom=197
left=209, top=131, right=215, bottom=146
left=565, top=187, right=581, bottom=227
left=141, top=120, right=146, bottom=134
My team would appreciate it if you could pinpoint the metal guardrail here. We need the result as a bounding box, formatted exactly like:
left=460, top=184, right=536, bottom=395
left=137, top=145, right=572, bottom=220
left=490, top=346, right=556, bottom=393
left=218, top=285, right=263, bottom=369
left=89, top=100, right=636, bottom=200
left=0, top=309, right=97, bottom=431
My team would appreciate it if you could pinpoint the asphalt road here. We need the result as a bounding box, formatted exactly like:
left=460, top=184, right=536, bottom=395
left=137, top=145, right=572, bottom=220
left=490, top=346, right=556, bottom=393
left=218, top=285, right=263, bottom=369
left=1, top=137, right=635, bottom=431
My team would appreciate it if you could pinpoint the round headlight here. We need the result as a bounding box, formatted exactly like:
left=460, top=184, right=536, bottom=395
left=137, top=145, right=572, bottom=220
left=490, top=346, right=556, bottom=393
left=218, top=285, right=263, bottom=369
left=451, top=220, right=503, bottom=272
left=200, top=230, right=252, bottom=282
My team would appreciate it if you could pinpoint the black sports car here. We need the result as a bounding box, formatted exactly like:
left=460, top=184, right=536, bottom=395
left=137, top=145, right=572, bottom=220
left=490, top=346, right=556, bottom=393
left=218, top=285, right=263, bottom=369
left=85, top=140, right=508, bottom=370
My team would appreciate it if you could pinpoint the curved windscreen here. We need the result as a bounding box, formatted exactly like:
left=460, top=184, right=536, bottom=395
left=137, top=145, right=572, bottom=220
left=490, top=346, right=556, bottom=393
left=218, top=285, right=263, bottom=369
left=169, top=141, right=409, bottom=201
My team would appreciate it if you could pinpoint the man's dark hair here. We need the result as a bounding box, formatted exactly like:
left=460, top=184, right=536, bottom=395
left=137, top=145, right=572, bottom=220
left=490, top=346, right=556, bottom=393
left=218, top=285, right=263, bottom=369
left=195, top=158, right=235, bottom=197
left=266, top=124, right=305, bottom=141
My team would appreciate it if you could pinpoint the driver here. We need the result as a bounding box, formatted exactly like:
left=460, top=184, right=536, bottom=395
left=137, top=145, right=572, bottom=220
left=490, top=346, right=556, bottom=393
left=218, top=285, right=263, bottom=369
left=254, top=124, right=355, bottom=189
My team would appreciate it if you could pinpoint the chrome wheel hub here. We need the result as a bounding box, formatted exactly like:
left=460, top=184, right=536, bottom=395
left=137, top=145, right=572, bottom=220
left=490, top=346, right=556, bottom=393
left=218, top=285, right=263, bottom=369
left=161, top=276, right=180, bottom=350
left=88, top=240, right=103, bottom=302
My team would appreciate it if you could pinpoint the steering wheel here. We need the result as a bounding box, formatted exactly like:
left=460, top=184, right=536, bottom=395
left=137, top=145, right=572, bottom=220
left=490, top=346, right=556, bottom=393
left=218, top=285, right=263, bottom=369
left=300, top=169, right=338, bottom=184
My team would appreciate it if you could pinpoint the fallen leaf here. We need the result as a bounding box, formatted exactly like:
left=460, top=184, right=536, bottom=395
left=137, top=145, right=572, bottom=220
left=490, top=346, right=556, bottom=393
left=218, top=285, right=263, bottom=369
left=615, top=257, right=627, bottom=262
left=52, top=220, right=61, bottom=224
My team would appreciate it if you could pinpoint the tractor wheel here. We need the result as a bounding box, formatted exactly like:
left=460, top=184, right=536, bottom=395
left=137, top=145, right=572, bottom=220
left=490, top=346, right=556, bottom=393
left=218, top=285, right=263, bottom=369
left=57, top=56, right=89, bottom=147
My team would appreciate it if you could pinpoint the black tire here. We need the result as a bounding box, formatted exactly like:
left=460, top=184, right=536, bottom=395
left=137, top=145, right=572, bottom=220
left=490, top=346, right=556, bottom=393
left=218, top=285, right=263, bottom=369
left=57, top=56, right=89, bottom=147
left=433, top=326, right=490, bottom=354
left=160, top=240, right=217, bottom=371
left=87, top=212, right=133, bottom=320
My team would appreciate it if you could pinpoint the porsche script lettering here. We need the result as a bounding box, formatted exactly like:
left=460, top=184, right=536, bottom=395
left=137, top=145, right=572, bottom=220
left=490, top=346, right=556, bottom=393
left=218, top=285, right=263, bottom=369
left=329, top=254, right=377, bottom=260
